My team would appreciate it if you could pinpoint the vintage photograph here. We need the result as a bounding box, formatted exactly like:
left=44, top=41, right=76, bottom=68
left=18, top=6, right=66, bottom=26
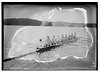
left=2, top=2, right=98, bottom=70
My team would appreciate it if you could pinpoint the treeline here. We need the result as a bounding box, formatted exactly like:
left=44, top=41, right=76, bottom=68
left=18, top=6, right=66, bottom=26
left=4, top=18, right=96, bottom=28
left=4, top=18, right=42, bottom=26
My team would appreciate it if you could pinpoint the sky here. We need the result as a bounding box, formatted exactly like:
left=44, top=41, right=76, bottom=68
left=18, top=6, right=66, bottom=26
left=4, top=5, right=96, bottom=23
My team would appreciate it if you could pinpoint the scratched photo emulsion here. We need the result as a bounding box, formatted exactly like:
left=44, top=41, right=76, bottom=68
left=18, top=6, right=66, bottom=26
left=2, top=2, right=98, bottom=70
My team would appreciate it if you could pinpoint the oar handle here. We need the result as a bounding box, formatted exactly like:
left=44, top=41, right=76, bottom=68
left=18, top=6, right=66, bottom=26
left=3, top=58, right=15, bottom=62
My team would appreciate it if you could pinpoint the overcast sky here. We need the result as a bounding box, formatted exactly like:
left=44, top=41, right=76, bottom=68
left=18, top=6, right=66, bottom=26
left=4, top=5, right=51, bottom=19
left=4, top=5, right=96, bottom=23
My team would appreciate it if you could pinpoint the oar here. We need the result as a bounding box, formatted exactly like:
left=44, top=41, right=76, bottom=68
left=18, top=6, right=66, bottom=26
left=3, top=40, right=64, bottom=62
left=3, top=51, right=36, bottom=62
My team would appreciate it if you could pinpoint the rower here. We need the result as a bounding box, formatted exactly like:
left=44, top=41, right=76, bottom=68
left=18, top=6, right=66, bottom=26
left=52, top=35, right=57, bottom=45
left=65, top=34, right=68, bottom=41
left=70, top=33, right=73, bottom=40
left=56, top=35, right=61, bottom=45
left=74, top=32, right=76, bottom=38
left=68, top=34, right=71, bottom=40
left=45, top=36, right=52, bottom=47
left=61, top=34, right=65, bottom=43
